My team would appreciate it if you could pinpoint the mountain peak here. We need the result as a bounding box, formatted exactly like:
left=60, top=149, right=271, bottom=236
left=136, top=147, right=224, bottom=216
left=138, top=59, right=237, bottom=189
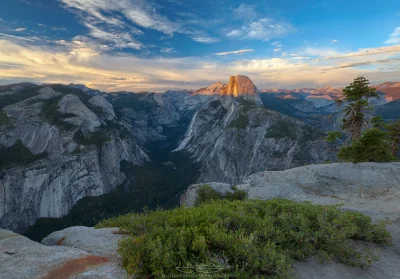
left=194, top=75, right=261, bottom=103
left=221, top=75, right=259, bottom=97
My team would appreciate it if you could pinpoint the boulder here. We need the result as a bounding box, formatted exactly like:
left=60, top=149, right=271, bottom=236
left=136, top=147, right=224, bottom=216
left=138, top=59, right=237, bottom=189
left=0, top=228, right=128, bottom=279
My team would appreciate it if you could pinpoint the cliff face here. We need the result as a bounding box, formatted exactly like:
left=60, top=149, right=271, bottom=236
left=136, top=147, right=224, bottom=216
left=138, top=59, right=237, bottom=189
left=175, top=97, right=335, bottom=184
left=194, top=75, right=262, bottom=104
left=0, top=85, right=148, bottom=232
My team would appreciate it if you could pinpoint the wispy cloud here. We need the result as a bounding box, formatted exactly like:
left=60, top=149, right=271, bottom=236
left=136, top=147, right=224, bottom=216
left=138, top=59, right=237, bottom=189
left=161, top=47, right=177, bottom=53
left=271, top=41, right=282, bottom=47
left=325, top=57, right=400, bottom=70
left=58, top=0, right=218, bottom=47
left=215, top=49, right=255, bottom=56
left=273, top=48, right=282, bottom=52
left=191, top=36, right=219, bottom=44
left=331, top=40, right=339, bottom=43
left=227, top=18, right=295, bottom=41
left=320, top=45, right=400, bottom=60
left=14, top=28, right=27, bottom=32
left=385, top=27, right=400, bottom=44
left=233, top=4, right=258, bottom=21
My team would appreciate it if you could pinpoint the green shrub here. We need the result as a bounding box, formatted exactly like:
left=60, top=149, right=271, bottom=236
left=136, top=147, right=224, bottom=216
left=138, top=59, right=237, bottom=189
left=266, top=119, right=297, bottom=140
left=97, top=199, right=392, bottom=279
left=228, top=112, right=249, bottom=129
left=0, top=86, right=40, bottom=109
left=195, top=184, right=247, bottom=205
left=74, top=130, right=111, bottom=147
left=42, top=97, right=75, bottom=130
left=225, top=186, right=247, bottom=201
left=338, top=128, right=397, bottom=162
left=0, top=110, right=10, bottom=127
left=0, top=140, right=47, bottom=169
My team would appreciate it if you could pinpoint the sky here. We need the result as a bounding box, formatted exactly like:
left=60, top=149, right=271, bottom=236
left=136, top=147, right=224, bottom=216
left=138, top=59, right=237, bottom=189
left=0, top=0, right=400, bottom=92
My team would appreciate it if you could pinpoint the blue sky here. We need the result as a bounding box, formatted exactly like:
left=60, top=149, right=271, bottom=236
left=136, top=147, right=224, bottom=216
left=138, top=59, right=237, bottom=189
left=0, top=0, right=400, bottom=92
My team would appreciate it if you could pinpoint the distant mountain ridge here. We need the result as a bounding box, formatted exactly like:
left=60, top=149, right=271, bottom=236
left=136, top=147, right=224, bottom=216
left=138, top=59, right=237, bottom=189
left=261, top=81, right=400, bottom=103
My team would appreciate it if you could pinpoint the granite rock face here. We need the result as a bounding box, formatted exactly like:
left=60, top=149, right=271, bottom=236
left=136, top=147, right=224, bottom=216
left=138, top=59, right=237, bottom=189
left=175, top=97, right=334, bottom=184
left=194, top=75, right=262, bottom=104
left=0, top=85, right=148, bottom=232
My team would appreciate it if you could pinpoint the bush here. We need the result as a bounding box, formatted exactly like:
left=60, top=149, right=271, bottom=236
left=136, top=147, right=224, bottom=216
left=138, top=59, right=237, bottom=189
left=73, top=130, right=111, bottom=147
left=0, top=140, right=47, bottom=169
left=338, top=128, right=397, bottom=162
left=196, top=184, right=247, bottom=205
left=97, top=199, right=392, bottom=279
left=42, top=97, right=75, bottom=130
left=265, top=119, right=297, bottom=140
left=0, top=110, right=10, bottom=127
left=228, top=112, right=249, bottom=129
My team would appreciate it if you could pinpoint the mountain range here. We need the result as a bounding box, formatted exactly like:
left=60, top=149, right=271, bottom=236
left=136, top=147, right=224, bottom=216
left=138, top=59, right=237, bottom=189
left=0, top=76, right=399, bottom=237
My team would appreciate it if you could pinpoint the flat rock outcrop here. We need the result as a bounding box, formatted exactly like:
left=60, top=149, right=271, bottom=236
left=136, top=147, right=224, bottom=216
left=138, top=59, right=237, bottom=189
left=0, top=227, right=128, bottom=279
left=181, top=162, right=400, bottom=220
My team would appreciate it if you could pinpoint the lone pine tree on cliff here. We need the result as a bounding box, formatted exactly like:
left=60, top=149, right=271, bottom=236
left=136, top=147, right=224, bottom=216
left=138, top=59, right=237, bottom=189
left=326, top=76, right=396, bottom=162
left=338, top=76, right=379, bottom=141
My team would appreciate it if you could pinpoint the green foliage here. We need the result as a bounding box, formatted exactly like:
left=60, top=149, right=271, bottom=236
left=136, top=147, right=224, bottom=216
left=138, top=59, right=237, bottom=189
left=196, top=185, right=222, bottom=204
left=338, top=128, right=396, bottom=162
left=195, top=185, right=247, bottom=205
left=265, top=119, right=297, bottom=140
left=73, top=130, right=111, bottom=147
left=0, top=140, right=47, bottom=169
left=97, top=199, right=392, bottom=278
left=228, top=111, right=249, bottom=129
left=225, top=185, right=247, bottom=201
left=371, top=115, right=385, bottom=129
left=111, top=93, right=159, bottom=114
left=340, top=77, right=379, bottom=141
left=41, top=97, right=75, bottom=130
left=0, top=86, right=40, bottom=109
left=0, top=110, right=11, bottom=127
left=326, top=131, right=342, bottom=143
left=385, top=120, right=400, bottom=157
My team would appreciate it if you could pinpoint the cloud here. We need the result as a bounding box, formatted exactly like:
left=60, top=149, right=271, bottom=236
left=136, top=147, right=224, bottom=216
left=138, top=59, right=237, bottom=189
left=303, top=47, right=338, bottom=57
left=14, top=28, right=27, bottom=32
left=227, top=18, right=295, bottom=41
left=1, top=37, right=400, bottom=92
left=320, top=45, right=400, bottom=60
left=60, top=0, right=178, bottom=35
left=273, top=48, right=282, bottom=52
left=331, top=40, right=339, bottom=43
left=233, top=4, right=258, bottom=21
left=385, top=27, right=400, bottom=44
left=215, top=49, right=255, bottom=56
left=84, top=23, right=142, bottom=49
left=325, top=57, right=400, bottom=70
left=271, top=41, right=282, bottom=47
left=58, top=0, right=217, bottom=46
left=191, top=36, right=219, bottom=44
left=161, top=47, right=177, bottom=53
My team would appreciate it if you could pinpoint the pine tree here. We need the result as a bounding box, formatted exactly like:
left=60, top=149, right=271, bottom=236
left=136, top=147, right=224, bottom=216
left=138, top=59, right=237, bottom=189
left=338, top=77, right=379, bottom=141
left=386, top=120, right=400, bottom=157
left=337, top=128, right=396, bottom=163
